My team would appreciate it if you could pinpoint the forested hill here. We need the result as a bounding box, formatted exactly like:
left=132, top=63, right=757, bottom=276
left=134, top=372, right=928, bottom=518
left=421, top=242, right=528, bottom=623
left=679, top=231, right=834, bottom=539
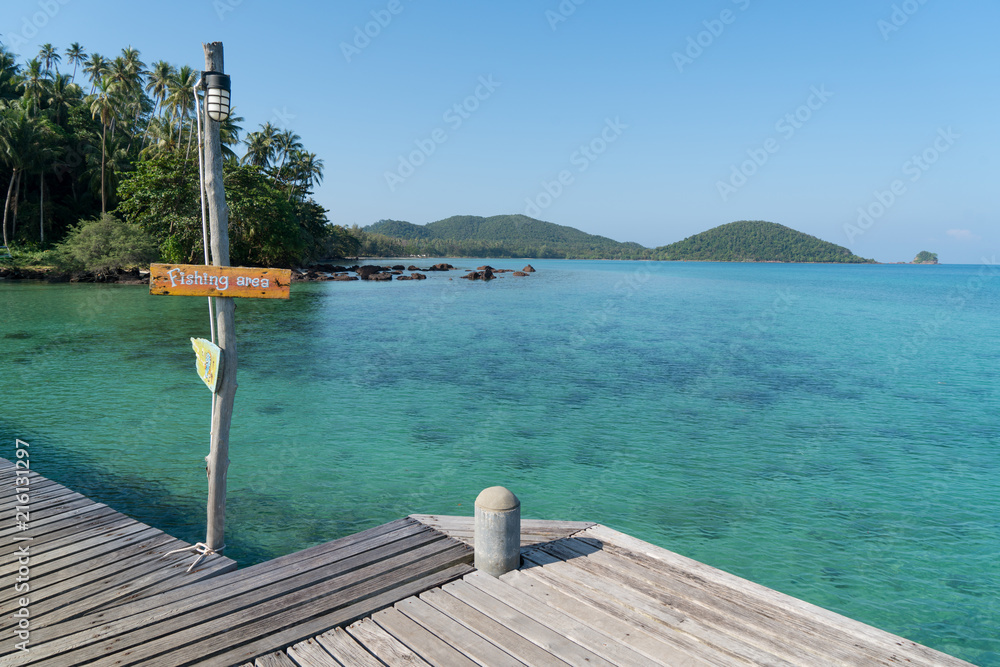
left=361, top=215, right=648, bottom=259
left=652, top=221, right=874, bottom=263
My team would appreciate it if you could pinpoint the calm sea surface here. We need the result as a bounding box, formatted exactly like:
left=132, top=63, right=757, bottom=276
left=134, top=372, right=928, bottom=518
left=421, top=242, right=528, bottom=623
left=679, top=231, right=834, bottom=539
left=2, top=260, right=998, bottom=664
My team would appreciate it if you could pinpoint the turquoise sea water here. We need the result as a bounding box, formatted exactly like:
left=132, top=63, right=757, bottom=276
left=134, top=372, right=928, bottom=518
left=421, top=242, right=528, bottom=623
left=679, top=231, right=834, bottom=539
left=2, top=260, right=998, bottom=664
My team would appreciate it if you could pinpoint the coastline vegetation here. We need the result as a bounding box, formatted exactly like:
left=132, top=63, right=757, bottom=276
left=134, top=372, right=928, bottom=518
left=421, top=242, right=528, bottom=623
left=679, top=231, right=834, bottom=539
left=0, top=40, right=348, bottom=273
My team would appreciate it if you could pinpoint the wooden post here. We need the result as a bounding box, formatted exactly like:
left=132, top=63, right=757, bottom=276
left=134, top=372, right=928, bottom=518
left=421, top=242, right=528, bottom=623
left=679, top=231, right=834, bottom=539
left=203, top=41, right=235, bottom=553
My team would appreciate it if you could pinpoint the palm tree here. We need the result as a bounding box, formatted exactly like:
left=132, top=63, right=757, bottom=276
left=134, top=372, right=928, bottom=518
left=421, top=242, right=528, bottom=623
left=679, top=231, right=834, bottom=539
left=27, top=120, right=56, bottom=243
left=82, top=53, right=108, bottom=94
left=0, top=47, right=21, bottom=101
left=241, top=122, right=279, bottom=168
left=85, top=132, right=128, bottom=211
left=38, top=44, right=61, bottom=76
left=17, top=59, right=48, bottom=114
left=141, top=60, right=174, bottom=147
left=274, top=128, right=303, bottom=170
left=164, top=65, right=196, bottom=152
left=45, top=73, right=81, bottom=127
left=0, top=101, right=40, bottom=246
left=288, top=150, right=323, bottom=200
left=219, top=110, right=244, bottom=160
left=88, top=77, right=118, bottom=213
left=65, top=43, right=87, bottom=83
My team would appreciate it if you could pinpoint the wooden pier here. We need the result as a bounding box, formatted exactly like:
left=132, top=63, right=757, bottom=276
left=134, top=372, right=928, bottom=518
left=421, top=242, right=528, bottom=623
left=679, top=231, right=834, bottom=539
left=1, top=458, right=974, bottom=666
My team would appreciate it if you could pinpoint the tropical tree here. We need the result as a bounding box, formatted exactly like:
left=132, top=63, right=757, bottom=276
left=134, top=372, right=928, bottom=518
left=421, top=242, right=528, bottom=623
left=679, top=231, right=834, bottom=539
left=88, top=77, right=118, bottom=212
left=82, top=53, right=108, bottom=94
left=38, top=44, right=61, bottom=76
left=17, top=59, right=49, bottom=114
left=287, top=150, right=323, bottom=200
left=274, top=128, right=302, bottom=169
left=0, top=101, right=42, bottom=245
left=241, top=122, right=278, bottom=168
left=0, top=47, right=20, bottom=101
left=164, top=65, right=196, bottom=154
left=65, top=43, right=87, bottom=83
left=218, top=111, right=244, bottom=160
left=45, top=73, right=82, bottom=127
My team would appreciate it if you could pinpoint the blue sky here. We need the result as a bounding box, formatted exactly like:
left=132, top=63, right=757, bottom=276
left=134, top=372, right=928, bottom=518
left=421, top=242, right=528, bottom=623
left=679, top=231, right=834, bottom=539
left=3, top=0, right=998, bottom=263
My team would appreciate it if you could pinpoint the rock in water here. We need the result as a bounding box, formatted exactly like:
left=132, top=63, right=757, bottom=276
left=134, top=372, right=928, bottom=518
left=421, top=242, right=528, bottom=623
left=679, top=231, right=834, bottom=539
left=356, top=265, right=383, bottom=280
left=522, top=265, right=536, bottom=272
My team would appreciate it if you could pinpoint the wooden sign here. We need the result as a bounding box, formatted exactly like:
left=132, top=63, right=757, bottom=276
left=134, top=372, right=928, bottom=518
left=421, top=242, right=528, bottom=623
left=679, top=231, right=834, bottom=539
left=191, top=338, right=222, bottom=392
left=149, top=264, right=291, bottom=299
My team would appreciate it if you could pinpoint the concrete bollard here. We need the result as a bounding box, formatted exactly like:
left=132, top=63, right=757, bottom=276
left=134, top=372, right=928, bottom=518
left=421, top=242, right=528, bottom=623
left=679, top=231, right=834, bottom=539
left=474, top=486, right=521, bottom=577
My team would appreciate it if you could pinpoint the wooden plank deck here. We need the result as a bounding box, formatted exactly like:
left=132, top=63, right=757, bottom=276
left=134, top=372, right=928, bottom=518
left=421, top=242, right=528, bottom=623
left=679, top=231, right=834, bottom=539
left=258, top=517, right=974, bottom=667
left=3, top=461, right=974, bottom=666
left=0, top=456, right=236, bottom=654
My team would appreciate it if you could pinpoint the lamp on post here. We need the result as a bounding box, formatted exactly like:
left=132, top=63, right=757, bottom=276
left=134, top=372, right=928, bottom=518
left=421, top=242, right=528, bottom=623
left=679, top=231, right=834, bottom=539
left=203, top=71, right=231, bottom=122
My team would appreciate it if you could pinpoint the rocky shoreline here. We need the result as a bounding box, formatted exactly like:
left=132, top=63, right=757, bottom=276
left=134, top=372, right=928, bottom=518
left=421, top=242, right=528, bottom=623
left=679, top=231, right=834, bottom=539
left=0, top=263, right=537, bottom=285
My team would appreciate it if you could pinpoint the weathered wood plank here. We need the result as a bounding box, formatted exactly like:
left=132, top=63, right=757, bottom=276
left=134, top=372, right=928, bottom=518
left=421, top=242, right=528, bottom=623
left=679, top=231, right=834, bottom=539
left=165, top=559, right=473, bottom=667
left=288, top=637, right=342, bottom=667
left=255, top=651, right=301, bottom=667
left=519, top=548, right=754, bottom=667
left=32, top=543, right=230, bottom=626
left=464, top=569, right=657, bottom=666
left=582, top=525, right=974, bottom=667
left=0, top=519, right=154, bottom=589
left=419, top=586, right=574, bottom=667
left=315, top=626, right=387, bottom=667
left=58, top=542, right=470, bottom=667
left=93, top=551, right=236, bottom=611
left=502, top=569, right=709, bottom=667
left=392, top=595, right=525, bottom=667
left=25, top=528, right=449, bottom=664
left=441, top=578, right=615, bottom=667
left=348, top=618, right=431, bottom=666
left=0, top=504, right=117, bottom=557
left=565, top=535, right=913, bottom=667
left=372, top=606, right=480, bottom=666
left=529, top=542, right=800, bottom=666
left=14, top=535, right=208, bottom=607
left=0, top=500, right=109, bottom=543
left=27, top=520, right=434, bottom=655
left=546, top=538, right=837, bottom=666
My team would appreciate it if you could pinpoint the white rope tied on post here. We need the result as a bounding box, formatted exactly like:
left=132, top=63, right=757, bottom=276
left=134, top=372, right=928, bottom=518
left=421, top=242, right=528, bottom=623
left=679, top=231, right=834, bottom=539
left=162, top=541, right=225, bottom=573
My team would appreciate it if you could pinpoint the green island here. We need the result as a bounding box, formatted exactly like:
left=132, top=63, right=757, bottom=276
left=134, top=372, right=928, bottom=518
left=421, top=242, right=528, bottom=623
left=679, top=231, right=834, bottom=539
left=359, top=216, right=874, bottom=263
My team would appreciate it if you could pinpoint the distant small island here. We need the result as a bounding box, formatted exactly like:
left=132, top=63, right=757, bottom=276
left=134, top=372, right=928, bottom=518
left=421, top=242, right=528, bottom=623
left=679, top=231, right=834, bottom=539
left=911, top=251, right=939, bottom=264
left=359, top=216, right=875, bottom=263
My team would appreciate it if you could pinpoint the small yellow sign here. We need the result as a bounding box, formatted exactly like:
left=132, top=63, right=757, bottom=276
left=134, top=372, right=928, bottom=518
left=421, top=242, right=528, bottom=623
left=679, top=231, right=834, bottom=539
left=191, top=338, right=222, bottom=393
